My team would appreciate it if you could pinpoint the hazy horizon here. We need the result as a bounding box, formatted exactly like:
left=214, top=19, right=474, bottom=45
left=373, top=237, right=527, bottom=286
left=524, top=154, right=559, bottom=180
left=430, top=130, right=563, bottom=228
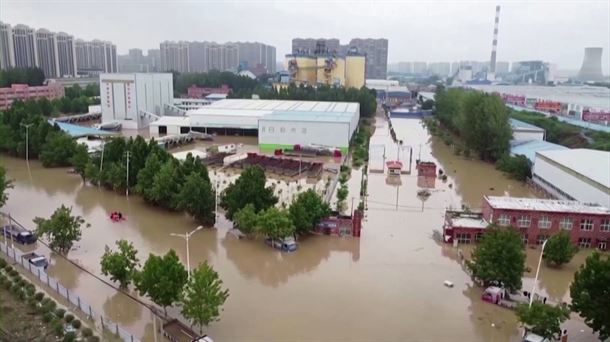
left=1, top=0, right=609, bottom=72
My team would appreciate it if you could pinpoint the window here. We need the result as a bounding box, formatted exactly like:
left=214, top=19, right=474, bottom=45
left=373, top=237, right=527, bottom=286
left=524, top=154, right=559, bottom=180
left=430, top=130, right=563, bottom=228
left=537, top=216, right=551, bottom=229
left=280, top=127, right=285, bottom=133
left=580, top=219, right=594, bottom=231
left=600, top=219, right=610, bottom=232
left=517, top=215, right=531, bottom=228
left=261, top=126, right=265, bottom=133
left=578, top=238, right=591, bottom=248
left=559, top=217, right=572, bottom=230
left=291, top=127, right=296, bottom=133
left=497, top=214, right=510, bottom=226
left=456, top=233, right=471, bottom=244
left=302, top=128, right=307, bottom=134
left=522, top=234, right=529, bottom=245
left=475, top=232, right=484, bottom=242
left=536, top=235, right=549, bottom=245
left=598, top=241, right=607, bottom=251
left=269, top=127, right=274, bottom=133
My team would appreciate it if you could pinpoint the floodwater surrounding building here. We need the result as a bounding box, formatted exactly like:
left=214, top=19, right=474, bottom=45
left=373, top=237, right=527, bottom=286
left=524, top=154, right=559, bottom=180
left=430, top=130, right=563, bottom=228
left=0, top=113, right=601, bottom=341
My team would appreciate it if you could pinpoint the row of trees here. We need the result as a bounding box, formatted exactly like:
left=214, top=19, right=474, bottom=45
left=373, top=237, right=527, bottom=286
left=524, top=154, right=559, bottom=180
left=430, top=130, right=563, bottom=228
left=434, top=86, right=512, bottom=161
left=0, top=67, right=46, bottom=87
left=173, top=70, right=258, bottom=95
left=225, top=166, right=331, bottom=239
left=467, top=227, right=608, bottom=340
left=100, top=240, right=229, bottom=332
left=0, top=165, right=11, bottom=208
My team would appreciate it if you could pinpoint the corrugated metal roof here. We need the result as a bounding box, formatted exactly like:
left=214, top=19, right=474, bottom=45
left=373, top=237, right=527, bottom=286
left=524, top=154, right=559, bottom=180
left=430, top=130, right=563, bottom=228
left=510, top=140, right=567, bottom=163
left=150, top=116, right=190, bottom=127
left=510, top=118, right=545, bottom=132
left=50, top=121, right=117, bottom=138
left=536, top=149, right=610, bottom=187
left=485, top=196, right=610, bottom=214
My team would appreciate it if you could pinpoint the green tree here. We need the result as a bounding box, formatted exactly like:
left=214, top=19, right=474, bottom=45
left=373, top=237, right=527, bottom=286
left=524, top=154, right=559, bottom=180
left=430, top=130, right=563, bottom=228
left=289, top=189, right=330, bottom=235
left=257, top=207, right=295, bottom=241
left=100, top=239, right=140, bottom=289
left=134, top=250, right=188, bottom=315
left=176, top=172, right=215, bottom=225
left=570, top=252, right=610, bottom=340
left=39, top=131, right=77, bottom=167
left=180, top=262, right=229, bottom=332
left=233, top=203, right=258, bottom=235
left=543, top=231, right=578, bottom=267
left=495, top=154, right=532, bottom=181
left=516, top=302, right=570, bottom=339
left=220, top=166, right=277, bottom=220
left=70, top=144, right=90, bottom=181
left=0, top=166, right=13, bottom=208
left=34, top=205, right=90, bottom=254
left=150, top=159, right=181, bottom=208
left=466, top=226, right=525, bottom=291
left=136, top=151, right=162, bottom=202
left=421, top=99, right=435, bottom=110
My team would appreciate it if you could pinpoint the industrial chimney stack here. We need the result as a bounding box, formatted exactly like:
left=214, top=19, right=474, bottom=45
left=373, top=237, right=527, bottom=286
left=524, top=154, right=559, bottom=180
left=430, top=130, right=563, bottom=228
left=577, top=47, right=603, bottom=81
left=488, top=5, right=501, bottom=80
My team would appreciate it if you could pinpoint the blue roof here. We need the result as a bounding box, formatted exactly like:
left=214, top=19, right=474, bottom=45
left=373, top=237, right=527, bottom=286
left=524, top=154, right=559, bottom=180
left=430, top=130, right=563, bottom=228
left=509, top=118, right=545, bottom=131
left=510, top=140, right=568, bottom=163
left=50, top=120, right=116, bottom=138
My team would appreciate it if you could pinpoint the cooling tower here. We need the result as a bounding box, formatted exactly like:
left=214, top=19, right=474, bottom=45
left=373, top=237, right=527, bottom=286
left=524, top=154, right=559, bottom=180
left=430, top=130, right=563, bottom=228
left=577, top=47, right=603, bottom=81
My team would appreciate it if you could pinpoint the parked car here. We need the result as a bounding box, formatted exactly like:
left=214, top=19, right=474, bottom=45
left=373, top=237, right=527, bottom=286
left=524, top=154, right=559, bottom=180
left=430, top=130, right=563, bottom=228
left=21, top=252, right=48, bottom=269
left=265, top=237, right=298, bottom=252
left=522, top=332, right=549, bottom=342
left=1, top=224, right=37, bottom=244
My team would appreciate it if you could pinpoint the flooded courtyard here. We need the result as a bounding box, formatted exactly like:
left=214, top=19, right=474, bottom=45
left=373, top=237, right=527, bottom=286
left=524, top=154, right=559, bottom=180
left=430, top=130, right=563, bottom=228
left=0, top=113, right=600, bottom=341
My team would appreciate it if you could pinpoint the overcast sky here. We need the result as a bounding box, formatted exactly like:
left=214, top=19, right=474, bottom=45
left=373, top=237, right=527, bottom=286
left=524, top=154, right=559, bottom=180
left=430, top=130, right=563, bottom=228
left=1, top=0, right=609, bottom=72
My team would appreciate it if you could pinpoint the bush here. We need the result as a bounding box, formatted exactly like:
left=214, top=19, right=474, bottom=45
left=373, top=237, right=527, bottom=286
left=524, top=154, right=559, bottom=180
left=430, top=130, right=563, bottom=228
left=63, top=331, right=76, bottom=342
left=495, top=154, right=532, bottom=181
left=25, top=283, right=35, bottom=295
left=43, top=312, right=55, bottom=322
left=81, top=327, right=93, bottom=337
left=43, top=299, right=57, bottom=312
left=4, top=265, right=13, bottom=272
left=55, top=308, right=66, bottom=318
left=87, top=336, right=100, bottom=342
left=27, top=298, right=38, bottom=309
left=0, top=258, right=6, bottom=268
left=52, top=319, right=64, bottom=337
left=3, top=280, right=12, bottom=290
left=71, top=319, right=81, bottom=329
left=34, top=292, right=45, bottom=301
left=64, top=313, right=74, bottom=323
left=9, top=269, right=19, bottom=277
left=17, top=289, right=27, bottom=300
left=10, top=283, right=20, bottom=294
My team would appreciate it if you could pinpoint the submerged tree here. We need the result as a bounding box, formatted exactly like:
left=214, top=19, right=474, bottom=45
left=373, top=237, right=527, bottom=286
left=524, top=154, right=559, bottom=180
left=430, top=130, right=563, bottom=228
left=0, top=166, right=12, bottom=208
left=257, top=207, right=295, bottom=241
left=180, top=262, right=229, bottom=332
left=220, top=166, right=277, bottom=220
left=543, top=231, right=578, bottom=267
left=34, top=205, right=90, bottom=254
left=233, top=203, right=259, bottom=236
left=289, top=189, right=330, bottom=235
left=516, top=302, right=570, bottom=339
left=176, top=172, right=215, bottom=225
left=100, top=239, right=140, bottom=289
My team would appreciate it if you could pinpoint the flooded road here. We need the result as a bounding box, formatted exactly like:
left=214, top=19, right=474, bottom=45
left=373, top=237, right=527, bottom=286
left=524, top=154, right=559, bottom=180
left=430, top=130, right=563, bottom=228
left=0, top=112, right=599, bottom=341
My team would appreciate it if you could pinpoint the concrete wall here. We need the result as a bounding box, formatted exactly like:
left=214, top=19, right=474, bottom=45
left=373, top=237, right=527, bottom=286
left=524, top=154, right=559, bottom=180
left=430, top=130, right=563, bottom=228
left=258, top=119, right=350, bottom=150
left=533, top=155, right=610, bottom=207
left=513, top=129, right=544, bottom=142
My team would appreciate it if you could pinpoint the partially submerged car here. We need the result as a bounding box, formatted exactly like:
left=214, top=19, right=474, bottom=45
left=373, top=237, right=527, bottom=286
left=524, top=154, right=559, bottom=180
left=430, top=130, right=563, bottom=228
left=265, top=236, right=298, bottom=252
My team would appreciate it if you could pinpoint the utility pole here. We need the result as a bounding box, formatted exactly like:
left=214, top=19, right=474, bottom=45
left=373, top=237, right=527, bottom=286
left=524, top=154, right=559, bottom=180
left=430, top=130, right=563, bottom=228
left=20, top=123, right=33, bottom=162
left=125, top=151, right=131, bottom=197
left=214, top=181, right=219, bottom=223
left=99, top=143, right=105, bottom=188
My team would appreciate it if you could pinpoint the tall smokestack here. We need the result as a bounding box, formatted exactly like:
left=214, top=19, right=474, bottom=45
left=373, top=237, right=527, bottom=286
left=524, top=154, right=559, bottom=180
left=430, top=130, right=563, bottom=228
left=489, top=5, right=500, bottom=74
left=577, top=47, right=603, bottom=81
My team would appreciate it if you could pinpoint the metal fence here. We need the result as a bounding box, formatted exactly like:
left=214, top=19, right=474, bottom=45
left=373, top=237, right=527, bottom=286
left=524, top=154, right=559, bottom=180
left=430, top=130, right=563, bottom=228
left=0, top=242, right=140, bottom=342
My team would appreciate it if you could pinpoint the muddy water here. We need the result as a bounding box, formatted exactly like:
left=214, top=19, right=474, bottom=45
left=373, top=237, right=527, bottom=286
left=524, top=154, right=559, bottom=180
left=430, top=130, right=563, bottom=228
left=0, top=113, right=599, bottom=342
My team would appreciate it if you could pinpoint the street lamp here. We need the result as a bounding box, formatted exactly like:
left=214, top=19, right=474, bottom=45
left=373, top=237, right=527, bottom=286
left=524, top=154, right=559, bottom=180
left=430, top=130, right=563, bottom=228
left=170, top=225, right=204, bottom=277
left=529, top=239, right=548, bottom=307
left=20, top=123, right=33, bottom=162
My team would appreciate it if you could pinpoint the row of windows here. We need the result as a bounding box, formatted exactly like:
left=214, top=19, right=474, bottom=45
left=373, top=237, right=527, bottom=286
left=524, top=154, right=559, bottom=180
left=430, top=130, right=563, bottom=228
left=496, top=214, right=610, bottom=232
left=458, top=233, right=607, bottom=250
left=261, top=126, right=307, bottom=134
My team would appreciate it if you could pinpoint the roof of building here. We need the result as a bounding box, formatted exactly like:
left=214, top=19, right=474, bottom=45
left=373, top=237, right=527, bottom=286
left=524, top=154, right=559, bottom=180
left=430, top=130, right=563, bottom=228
left=205, top=93, right=229, bottom=100
left=50, top=121, right=117, bottom=138
left=171, top=149, right=207, bottom=161
left=485, top=196, right=610, bottom=215
left=149, top=116, right=191, bottom=127
left=204, top=99, right=359, bottom=113
left=510, top=140, right=567, bottom=163
left=535, top=148, right=610, bottom=188
left=260, top=111, right=353, bottom=123
left=510, top=118, right=545, bottom=132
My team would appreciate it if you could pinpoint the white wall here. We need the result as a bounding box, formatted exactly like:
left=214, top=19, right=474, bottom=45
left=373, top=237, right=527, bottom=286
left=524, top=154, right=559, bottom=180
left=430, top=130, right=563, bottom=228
left=189, top=113, right=261, bottom=129
left=513, top=129, right=544, bottom=142
left=533, top=156, right=610, bottom=207
left=258, top=119, right=350, bottom=148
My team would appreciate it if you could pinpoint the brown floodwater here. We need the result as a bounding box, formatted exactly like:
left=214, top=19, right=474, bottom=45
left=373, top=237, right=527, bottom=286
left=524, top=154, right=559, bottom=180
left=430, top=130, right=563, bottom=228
left=0, top=112, right=601, bottom=342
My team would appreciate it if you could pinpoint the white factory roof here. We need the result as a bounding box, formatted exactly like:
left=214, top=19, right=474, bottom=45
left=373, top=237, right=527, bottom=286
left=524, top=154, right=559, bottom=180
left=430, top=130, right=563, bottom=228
left=485, top=196, right=610, bottom=215
left=150, top=116, right=191, bottom=127
left=536, top=149, right=610, bottom=188
left=203, top=99, right=359, bottom=113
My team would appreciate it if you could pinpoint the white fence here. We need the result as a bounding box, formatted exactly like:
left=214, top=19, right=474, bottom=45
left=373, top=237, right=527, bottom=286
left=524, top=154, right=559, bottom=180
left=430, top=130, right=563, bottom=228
left=0, top=242, right=140, bottom=342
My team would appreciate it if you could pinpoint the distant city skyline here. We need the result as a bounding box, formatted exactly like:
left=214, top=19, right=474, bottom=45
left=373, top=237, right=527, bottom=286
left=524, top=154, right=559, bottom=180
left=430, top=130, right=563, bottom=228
left=1, top=1, right=609, bottom=73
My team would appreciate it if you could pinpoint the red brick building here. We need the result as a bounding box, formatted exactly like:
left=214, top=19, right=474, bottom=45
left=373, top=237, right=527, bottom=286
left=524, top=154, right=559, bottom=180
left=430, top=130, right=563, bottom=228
left=186, top=84, right=231, bottom=99
left=0, top=82, right=64, bottom=109
left=443, top=196, right=610, bottom=250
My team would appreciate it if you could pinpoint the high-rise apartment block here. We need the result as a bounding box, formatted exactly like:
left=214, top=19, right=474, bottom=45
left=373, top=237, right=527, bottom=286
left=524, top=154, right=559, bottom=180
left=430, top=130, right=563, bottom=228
left=159, top=41, right=275, bottom=74
left=412, top=62, right=427, bottom=75
left=0, top=21, right=115, bottom=78
left=292, top=38, right=388, bottom=79
left=427, top=62, right=451, bottom=77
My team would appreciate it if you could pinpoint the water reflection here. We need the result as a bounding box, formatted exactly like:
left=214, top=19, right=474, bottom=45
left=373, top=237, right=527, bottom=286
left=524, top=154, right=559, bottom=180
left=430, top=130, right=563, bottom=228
left=103, top=291, right=143, bottom=325
left=47, top=254, right=81, bottom=290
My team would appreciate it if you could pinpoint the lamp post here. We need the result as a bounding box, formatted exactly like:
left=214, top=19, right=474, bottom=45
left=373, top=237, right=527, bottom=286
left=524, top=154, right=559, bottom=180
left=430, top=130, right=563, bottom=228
left=170, top=225, right=204, bottom=277
left=20, top=123, right=33, bottom=162
left=214, top=181, right=220, bottom=223
left=530, top=239, right=548, bottom=307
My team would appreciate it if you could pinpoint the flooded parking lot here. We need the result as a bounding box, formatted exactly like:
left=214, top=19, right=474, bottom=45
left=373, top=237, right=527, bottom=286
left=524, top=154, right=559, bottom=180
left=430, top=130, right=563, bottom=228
left=0, top=112, right=600, bottom=341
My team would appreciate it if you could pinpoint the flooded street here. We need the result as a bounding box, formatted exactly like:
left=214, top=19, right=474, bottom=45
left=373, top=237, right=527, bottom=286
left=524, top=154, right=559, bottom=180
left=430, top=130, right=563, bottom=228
left=0, top=112, right=599, bottom=341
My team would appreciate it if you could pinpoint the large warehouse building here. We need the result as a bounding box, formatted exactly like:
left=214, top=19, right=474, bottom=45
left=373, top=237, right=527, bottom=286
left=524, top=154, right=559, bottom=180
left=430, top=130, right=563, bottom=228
left=150, top=99, right=360, bottom=152
left=532, top=149, right=610, bottom=207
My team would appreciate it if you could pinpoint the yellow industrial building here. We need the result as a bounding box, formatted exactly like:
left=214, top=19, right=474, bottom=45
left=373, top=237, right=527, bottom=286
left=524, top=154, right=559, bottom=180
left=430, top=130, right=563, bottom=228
left=284, top=52, right=365, bottom=89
